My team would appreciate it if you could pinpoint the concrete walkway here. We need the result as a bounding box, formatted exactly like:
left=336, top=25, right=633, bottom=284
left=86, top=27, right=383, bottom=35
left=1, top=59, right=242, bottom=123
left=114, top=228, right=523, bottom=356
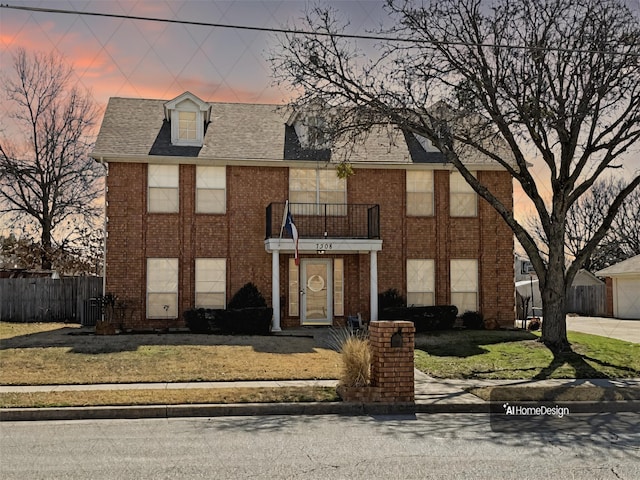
left=2, top=371, right=639, bottom=421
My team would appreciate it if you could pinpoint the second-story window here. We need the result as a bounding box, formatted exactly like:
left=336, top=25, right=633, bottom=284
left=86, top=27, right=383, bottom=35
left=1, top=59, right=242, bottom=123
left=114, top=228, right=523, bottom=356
left=196, top=166, right=226, bottom=214
left=289, top=168, right=346, bottom=215
left=406, top=170, right=434, bottom=216
left=148, top=164, right=179, bottom=213
left=450, top=171, right=477, bottom=217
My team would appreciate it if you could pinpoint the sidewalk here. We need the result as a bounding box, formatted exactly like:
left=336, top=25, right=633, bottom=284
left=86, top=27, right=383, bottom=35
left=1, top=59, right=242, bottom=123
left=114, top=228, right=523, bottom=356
left=2, top=371, right=639, bottom=421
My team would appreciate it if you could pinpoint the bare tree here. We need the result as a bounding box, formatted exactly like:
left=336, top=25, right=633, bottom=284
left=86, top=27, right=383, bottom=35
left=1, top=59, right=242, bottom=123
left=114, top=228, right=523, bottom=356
left=0, top=49, right=103, bottom=270
left=528, top=177, right=640, bottom=272
left=271, top=0, right=640, bottom=352
left=612, top=183, right=640, bottom=260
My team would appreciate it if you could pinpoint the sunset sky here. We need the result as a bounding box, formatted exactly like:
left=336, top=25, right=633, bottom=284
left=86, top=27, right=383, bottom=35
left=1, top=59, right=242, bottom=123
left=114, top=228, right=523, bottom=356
left=1, top=0, right=387, bottom=106
left=1, top=0, right=639, bottom=225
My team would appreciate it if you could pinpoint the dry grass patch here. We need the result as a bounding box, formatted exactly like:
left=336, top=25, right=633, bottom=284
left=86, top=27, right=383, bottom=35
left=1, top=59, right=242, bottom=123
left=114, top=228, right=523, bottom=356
left=0, top=386, right=339, bottom=408
left=0, top=322, right=341, bottom=385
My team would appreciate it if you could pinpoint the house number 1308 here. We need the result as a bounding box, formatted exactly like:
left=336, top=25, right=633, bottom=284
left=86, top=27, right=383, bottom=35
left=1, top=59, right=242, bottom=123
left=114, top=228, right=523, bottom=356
left=316, top=243, right=333, bottom=250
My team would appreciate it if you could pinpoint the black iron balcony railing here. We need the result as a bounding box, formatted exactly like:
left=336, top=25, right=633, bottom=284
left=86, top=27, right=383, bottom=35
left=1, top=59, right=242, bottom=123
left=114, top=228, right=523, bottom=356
left=266, top=202, right=380, bottom=240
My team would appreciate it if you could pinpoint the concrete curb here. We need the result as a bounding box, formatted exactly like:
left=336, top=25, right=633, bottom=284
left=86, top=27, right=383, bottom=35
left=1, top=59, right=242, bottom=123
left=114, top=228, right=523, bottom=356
left=3, top=400, right=639, bottom=422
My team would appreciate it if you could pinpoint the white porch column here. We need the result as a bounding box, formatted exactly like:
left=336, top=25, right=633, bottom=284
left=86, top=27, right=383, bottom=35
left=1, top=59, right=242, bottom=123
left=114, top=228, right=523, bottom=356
left=271, top=250, right=281, bottom=332
left=370, top=250, right=378, bottom=322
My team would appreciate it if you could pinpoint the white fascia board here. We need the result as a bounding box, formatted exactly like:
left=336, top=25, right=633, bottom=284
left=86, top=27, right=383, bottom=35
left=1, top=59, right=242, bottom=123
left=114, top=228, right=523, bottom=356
left=265, top=238, right=382, bottom=254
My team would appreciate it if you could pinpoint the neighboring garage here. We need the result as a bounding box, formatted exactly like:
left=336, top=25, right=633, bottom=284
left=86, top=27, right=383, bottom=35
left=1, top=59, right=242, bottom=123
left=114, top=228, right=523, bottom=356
left=596, top=254, right=640, bottom=320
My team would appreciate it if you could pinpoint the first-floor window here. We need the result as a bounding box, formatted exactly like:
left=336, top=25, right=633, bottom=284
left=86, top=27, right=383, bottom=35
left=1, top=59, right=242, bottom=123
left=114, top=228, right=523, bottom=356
left=407, top=259, right=435, bottom=306
left=195, top=258, right=226, bottom=309
left=450, top=259, right=478, bottom=313
left=147, top=258, right=178, bottom=318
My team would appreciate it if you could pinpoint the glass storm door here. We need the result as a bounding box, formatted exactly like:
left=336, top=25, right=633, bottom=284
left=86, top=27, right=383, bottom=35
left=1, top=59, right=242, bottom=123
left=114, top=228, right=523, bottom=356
left=301, top=259, right=332, bottom=325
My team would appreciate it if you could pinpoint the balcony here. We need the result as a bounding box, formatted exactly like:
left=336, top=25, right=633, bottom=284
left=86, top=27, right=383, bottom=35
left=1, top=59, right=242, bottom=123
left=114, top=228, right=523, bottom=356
left=265, top=202, right=380, bottom=240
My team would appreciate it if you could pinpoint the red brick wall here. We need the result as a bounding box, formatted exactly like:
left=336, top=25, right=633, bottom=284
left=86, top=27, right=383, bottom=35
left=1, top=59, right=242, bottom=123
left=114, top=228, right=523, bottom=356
left=605, top=277, right=614, bottom=317
left=105, top=163, right=514, bottom=330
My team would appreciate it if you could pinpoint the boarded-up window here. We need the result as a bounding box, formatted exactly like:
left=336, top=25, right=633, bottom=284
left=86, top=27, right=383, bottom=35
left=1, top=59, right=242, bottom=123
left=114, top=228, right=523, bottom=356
left=196, top=166, right=226, bottom=214
left=451, top=259, right=478, bottom=313
left=148, top=164, right=179, bottom=213
left=407, top=259, right=435, bottom=306
left=147, top=258, right=178, bottom=318
left=450, top=171, right=477, bottom=217
left=407, top=171, right=434, bottom=216
left=195, top=258, right=226, bottom=309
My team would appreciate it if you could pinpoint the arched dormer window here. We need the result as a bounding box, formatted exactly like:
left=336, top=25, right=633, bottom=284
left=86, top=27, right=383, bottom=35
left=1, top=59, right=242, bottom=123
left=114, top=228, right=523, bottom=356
left=164, top=92, right=211, bottom=147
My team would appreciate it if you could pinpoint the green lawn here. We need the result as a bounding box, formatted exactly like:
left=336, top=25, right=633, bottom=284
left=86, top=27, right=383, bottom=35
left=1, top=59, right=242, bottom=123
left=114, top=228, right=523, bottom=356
left=414, top=329, right=640, bottom=379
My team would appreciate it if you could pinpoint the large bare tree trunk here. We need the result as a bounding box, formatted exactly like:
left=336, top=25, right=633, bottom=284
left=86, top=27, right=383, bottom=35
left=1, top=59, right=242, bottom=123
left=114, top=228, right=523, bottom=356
left=540, top=237, right=570, bottom=352
left=40, top=221, right=53, bottom=271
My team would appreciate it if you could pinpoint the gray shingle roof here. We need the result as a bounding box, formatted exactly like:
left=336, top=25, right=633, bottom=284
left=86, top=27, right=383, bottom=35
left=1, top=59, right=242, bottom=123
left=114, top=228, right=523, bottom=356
left=93, top=98, right=287, bottom=161
left=596, top=254, right=640, bottom=277
left=92, top=96, right=512, bottom=168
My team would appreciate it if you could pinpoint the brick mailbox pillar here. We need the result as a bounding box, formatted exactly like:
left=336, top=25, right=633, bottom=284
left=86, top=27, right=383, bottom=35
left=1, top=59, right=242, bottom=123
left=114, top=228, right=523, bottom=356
left=369, top=320, right=415, bottom=403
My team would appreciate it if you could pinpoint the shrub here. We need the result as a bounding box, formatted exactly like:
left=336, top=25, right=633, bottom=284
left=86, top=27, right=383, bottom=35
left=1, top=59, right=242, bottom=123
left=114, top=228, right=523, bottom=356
left=462, top=311, right=485, bottom=330
left=228, top=282, right=267, bottom=309
left=219, top=283, right=272, bottom=335
left=378, top=288, right=405, bottom=311
left=184, top=308, right=222, bottom=334
left=379, top=304, right=458, bottom=331
left=221, top=307, right=273, bottom=335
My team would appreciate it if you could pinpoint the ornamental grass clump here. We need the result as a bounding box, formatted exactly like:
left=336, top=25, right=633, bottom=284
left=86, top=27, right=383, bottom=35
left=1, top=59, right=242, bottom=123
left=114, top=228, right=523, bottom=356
left=340, top=336, right=371, bottom=387
left=325, top=327, right=372, bottom=387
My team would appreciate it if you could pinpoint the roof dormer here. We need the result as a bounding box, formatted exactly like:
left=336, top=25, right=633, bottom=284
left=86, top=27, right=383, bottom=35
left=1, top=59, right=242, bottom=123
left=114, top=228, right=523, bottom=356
left=164, top=92, right=211, bottom=147
left=286, top=103, right=332, bottom=150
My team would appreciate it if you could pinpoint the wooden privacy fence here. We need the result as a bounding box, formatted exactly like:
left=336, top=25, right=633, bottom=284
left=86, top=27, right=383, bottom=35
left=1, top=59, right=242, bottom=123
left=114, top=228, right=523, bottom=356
left=566, top=284, right=606, bottom=317
left=0, top=277, right=103, bottom=324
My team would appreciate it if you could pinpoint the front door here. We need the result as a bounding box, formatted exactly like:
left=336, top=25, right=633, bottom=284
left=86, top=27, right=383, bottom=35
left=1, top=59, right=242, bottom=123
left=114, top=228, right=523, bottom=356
left=301, top=259, right=332, bottom=325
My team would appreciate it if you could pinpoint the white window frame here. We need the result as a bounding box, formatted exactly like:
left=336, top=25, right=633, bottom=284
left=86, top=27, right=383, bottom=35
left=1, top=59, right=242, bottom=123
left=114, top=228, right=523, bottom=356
left=148, top=164, right=179, bottom=213
left=289, top=168, right=346, bottom=215
left=147, top=258, right=179, bottom=319
left=195, top=258, right=226, bottom=309
left=406, top=170, right=434, bottom=216
left=450, top=171, right=477, bottom=217
left=196, top=166, right=226, bottom=214
left=170, top=100, right=204, bottom=146
left=178, top=111, right=197, bottom=141
left=407, top=259, right=435, bottom=306
left=450, top=259, right=479, bottom=313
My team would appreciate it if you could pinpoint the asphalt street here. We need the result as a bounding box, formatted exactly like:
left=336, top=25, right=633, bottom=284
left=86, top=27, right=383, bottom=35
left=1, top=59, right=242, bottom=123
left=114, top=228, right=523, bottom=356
left=1, top=412, right=638, bottom=479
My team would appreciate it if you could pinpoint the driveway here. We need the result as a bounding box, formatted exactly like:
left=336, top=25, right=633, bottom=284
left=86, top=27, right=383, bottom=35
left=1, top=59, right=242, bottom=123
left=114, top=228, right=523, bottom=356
left=566, top=316, right=640, bottom=344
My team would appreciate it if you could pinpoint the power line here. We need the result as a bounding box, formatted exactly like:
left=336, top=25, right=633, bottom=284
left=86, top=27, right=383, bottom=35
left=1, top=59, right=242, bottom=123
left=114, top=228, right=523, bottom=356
left=1, top=3, right=639, bottom=57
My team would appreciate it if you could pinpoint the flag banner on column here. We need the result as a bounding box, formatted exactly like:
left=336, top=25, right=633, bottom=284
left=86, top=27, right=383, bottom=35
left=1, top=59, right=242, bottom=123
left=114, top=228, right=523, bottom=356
left=284, top=204, right=300, bottom=266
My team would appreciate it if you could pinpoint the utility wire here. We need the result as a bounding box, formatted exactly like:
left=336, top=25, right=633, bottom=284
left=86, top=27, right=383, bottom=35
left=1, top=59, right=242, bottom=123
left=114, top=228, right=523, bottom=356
left=1, top=3, right=639, bottom=57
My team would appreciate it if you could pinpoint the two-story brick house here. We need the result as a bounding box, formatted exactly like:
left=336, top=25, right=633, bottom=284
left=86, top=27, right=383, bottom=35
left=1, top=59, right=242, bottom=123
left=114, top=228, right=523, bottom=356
left=92, top=91, right=515, bottom=331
